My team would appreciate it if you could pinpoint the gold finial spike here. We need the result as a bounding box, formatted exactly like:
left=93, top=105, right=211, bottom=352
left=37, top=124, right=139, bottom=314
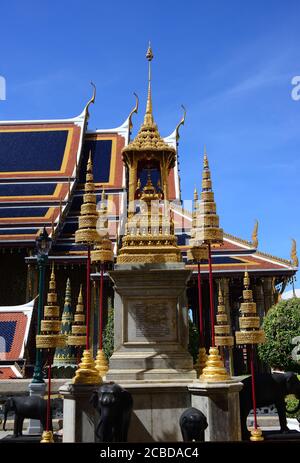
left=218, top=282, right=224, bottom=305
left=252, top=219, right=259, bottom=248
left=87, top=151, right=92, bottom=172
left=203, top=148, right=209, bottom=169
left=291, top=239, right=299, bottom=267
left=65, top=278, right=71, bottom=305
left=144, top=42, right=154, bottom=125
left=78, top=284, right=83, bottom=305
left=194, top=187, right=198, bottom=201
left=243, top=271, right=250, bottom=289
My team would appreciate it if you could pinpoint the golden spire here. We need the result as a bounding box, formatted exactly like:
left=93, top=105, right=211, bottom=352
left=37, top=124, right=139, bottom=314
left=198, top=149, right=223, bottom=244
left=68, top=285, right=87, bottom=347
left=122, top=44, right=175, bottom=153
left=91, top=187, right=114, bottom=264
left=64, top=278, right=71, bottom=305
left=36, top=265, right=66, bottom=349
left=291, top=239, right=299, bottom=267
left=194, top=186, right=198, bottom=201
left=75, top=151, right=98, bottom=245
left=214, top=282, right=234, bottom=348
left=144, top=42, right=154, bottom=125
left=235, top=271, right=265, bottom=345
left=252, top=220, right=258, bottom=248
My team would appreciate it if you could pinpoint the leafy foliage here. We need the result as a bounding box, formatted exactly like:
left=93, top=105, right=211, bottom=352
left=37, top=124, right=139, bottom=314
left=103, top=307, right=114, bottom=360
left=286, top=394, right=300, bottom=420
left=258, top=298, right=300, bottom=373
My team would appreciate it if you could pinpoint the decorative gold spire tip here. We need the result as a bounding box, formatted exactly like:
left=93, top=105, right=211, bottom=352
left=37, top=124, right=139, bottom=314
left=146, top=42, right=154, bottom=61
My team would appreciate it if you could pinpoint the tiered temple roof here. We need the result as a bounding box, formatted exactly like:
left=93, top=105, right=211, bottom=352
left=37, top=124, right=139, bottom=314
left=0, top=96, right=296, bottom=277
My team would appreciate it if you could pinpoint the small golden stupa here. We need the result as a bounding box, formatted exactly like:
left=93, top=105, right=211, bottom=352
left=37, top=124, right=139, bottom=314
left=36, top=265, right=66, bottom=350
left=36, top=264, right=66, bottom=444
left=187, top=187, right=209, bottom=262
left=235, top=272, right=265, bottom=346
left=214, top=283, right=234, bottom=348
left=235, top=271, right=265, bottom=441
left=198, top=150, right=230, bottom=382
left=91, top=189, right=114, bottom=378
left=75, top=152, right=98, bottom=246
left=197, top=149, right=223, bottom=244
left=91, top=189, right=114, bottom=264
left=68, top=285, right=87, bottom=347
left=73, top=152, right=101, bottom=385
left=188, top=187, right=208, bottom=375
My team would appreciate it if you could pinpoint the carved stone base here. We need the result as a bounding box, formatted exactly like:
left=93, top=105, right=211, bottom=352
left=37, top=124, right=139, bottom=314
left=107, top=263, right=196, bottom=381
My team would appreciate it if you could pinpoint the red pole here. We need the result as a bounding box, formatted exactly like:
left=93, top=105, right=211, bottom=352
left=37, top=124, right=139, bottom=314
left=197, top=261, right=204, bottom=345
left=250, top=344, right=258, bottom=430
left=99, top=263, right=104, bottom=350
left=86, top=246, right=91, bottom=350
left=208, top=243, right=215, bottom=346
left=46, top=355, right=51, bottom=432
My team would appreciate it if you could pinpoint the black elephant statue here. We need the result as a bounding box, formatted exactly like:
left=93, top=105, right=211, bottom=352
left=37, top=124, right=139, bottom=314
left=90, top=383, right=133, bottom=442
left=179, top=407, right=208, bottom=442
left=2, top=396, right=52, bottom=437
left=239, top=372, right=300, bottom=440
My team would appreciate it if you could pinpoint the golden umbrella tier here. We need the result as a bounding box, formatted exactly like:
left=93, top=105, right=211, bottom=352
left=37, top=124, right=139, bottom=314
left=235, top=272, right=265, bottom=346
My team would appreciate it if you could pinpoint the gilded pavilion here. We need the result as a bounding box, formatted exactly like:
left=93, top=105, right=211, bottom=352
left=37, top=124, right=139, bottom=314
left=0, top=50, right=297, bottom=379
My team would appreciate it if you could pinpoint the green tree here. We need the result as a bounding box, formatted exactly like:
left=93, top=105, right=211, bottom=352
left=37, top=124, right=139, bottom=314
left=103, top=307, right=114, bottom=360
left=258, top=298, right=300, bottom=373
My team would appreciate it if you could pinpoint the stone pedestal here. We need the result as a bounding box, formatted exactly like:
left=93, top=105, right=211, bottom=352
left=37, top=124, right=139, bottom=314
left=59, top=382, right=98, bottom=443
left=107, top=263, right=196, bottom=381
left=125, top=382, right=191, bottom=442
left=188, top=379, right=243, bottom=441
left=27, top=382, right=46, bottom=434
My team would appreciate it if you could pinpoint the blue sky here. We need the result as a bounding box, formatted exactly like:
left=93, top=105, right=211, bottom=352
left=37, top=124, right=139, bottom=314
left=1, top=0, right=300, bottom=266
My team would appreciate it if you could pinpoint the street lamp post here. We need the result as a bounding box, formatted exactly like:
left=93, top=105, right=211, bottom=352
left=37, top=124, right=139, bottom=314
left=28, top=227, right=52, bottom=435
left=32, top=227, right=52, bottom=382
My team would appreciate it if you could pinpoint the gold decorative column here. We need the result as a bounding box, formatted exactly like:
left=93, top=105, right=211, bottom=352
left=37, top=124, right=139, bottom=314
left=74, top=152, right=101, bottom=385
left=36, top=265, right=66, bottom=443
left=91, top=190, right=114, bottom=377
left=188, top=187, right=208, bottom=375
left=197, top=150, right=230, bottom=382
left=68, top=285, right=87, bottom=347
left=235, top=271, right=265, bottom=441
